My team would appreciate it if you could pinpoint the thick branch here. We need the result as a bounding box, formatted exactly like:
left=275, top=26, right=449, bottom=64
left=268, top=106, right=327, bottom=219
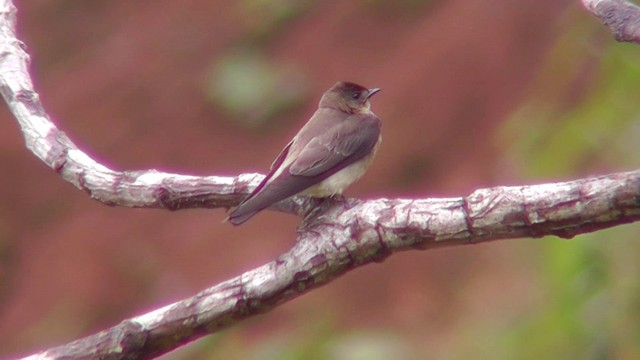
left=582, top=0, right=640, bottom=43
left=20, top=171, right=640, bottom=359
left=3, top=0, right=640, bottom=359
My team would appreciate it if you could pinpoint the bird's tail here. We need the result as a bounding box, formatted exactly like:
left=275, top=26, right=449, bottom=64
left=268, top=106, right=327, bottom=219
left=226, top=207, right=260, bottom=226
left=226, top=171, right=318, bottom=225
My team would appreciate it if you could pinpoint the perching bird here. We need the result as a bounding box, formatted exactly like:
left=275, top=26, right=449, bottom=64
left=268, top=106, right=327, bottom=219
left=227, top=81, right=381, bottom=225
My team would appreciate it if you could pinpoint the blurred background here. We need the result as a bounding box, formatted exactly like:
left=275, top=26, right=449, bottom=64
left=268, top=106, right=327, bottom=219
left=1, top=0, right=640, bottom=359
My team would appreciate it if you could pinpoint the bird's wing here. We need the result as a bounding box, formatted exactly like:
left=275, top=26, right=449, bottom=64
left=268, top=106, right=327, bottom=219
left=227, top=114, right=380, bottom=225
left=239, top=140, right=292, bottom=204
left=270, top=139, right=293, bottom=170
left=227, top=141, right=293, bottom=225
left=289, top=113, right=380, bottom=177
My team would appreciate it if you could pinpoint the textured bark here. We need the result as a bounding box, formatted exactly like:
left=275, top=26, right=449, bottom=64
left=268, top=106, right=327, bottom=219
left=1, top=0, right=639, bottom=359
left=581, top=0, right=640, bottom=43
left=19, top=171, right=640, bottom=360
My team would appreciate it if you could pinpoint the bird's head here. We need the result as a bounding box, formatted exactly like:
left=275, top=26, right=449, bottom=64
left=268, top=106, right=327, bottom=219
left=320, top=81, right=380, bottom=114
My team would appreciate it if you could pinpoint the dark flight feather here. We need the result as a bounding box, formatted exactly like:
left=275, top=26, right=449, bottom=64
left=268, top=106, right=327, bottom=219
left=227, top=81, right=381, bottom=225
left=227, top=116, right=379, bottom=225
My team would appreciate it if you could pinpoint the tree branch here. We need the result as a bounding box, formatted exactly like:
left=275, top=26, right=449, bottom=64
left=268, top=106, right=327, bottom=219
left=581, top=0, right=640, bottom=43
left=2, top=0, right=640, bottom=359
left=19, top=171, right=640, bottom=359
left=0, top=2, right=254, bottom=211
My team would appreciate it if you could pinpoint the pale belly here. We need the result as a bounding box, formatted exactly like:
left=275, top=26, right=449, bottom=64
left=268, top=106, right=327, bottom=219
left=302, top=138, right=380, bottom=197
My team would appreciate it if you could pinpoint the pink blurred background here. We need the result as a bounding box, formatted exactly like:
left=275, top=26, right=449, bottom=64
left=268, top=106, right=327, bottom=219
left=5, top=1, right=638, bottom=359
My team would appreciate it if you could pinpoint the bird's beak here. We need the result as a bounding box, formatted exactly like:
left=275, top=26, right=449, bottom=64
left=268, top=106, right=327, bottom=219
left=367, top=88, right=381, bottom=99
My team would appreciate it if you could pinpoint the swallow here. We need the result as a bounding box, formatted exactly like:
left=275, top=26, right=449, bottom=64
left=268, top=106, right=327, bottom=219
left=228, top=81, right=381, bottom=225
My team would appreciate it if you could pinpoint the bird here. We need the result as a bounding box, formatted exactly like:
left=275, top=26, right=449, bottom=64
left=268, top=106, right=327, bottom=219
left=227, top=81, right=381, bottom=225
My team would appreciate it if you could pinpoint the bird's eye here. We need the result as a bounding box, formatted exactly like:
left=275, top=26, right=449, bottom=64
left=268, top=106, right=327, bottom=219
left=351, top=92, right=360, bottom=100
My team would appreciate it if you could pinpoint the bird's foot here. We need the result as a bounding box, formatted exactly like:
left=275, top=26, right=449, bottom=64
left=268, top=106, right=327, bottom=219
left=296, top=195, right=345, bottom=233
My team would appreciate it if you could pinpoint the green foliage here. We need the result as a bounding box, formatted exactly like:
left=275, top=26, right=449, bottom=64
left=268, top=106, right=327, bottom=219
left=494, top=11, right=640, bottom=359
left=250, top=326, right=415, bottom=360
left=501, top=28, right=640, bottom=177
left=206, top=49, right=308, bottom=130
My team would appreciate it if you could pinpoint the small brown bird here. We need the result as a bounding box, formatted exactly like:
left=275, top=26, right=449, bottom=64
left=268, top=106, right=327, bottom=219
left=227, top=81, right=381, bottom=225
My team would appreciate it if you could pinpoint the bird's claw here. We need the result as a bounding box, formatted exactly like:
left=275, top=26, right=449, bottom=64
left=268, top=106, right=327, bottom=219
left=296, top=195, right=345, bottom=233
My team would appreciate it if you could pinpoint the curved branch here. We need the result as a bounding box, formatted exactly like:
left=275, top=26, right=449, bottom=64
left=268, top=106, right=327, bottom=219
left=3, top=0, right=640, bottom=359
left=582, top=0, right=640, bottom=43
left=0, top=2, right=261, bottom=212
left=0, top=0, right=310, bottom=219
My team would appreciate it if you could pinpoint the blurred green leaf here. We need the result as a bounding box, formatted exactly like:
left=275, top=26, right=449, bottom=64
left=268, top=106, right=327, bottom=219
left=249, top=324, right=414, bottom=360
left=206, top=49, right=309, bottom=130
left=498, top=13, right=640, bottom=177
